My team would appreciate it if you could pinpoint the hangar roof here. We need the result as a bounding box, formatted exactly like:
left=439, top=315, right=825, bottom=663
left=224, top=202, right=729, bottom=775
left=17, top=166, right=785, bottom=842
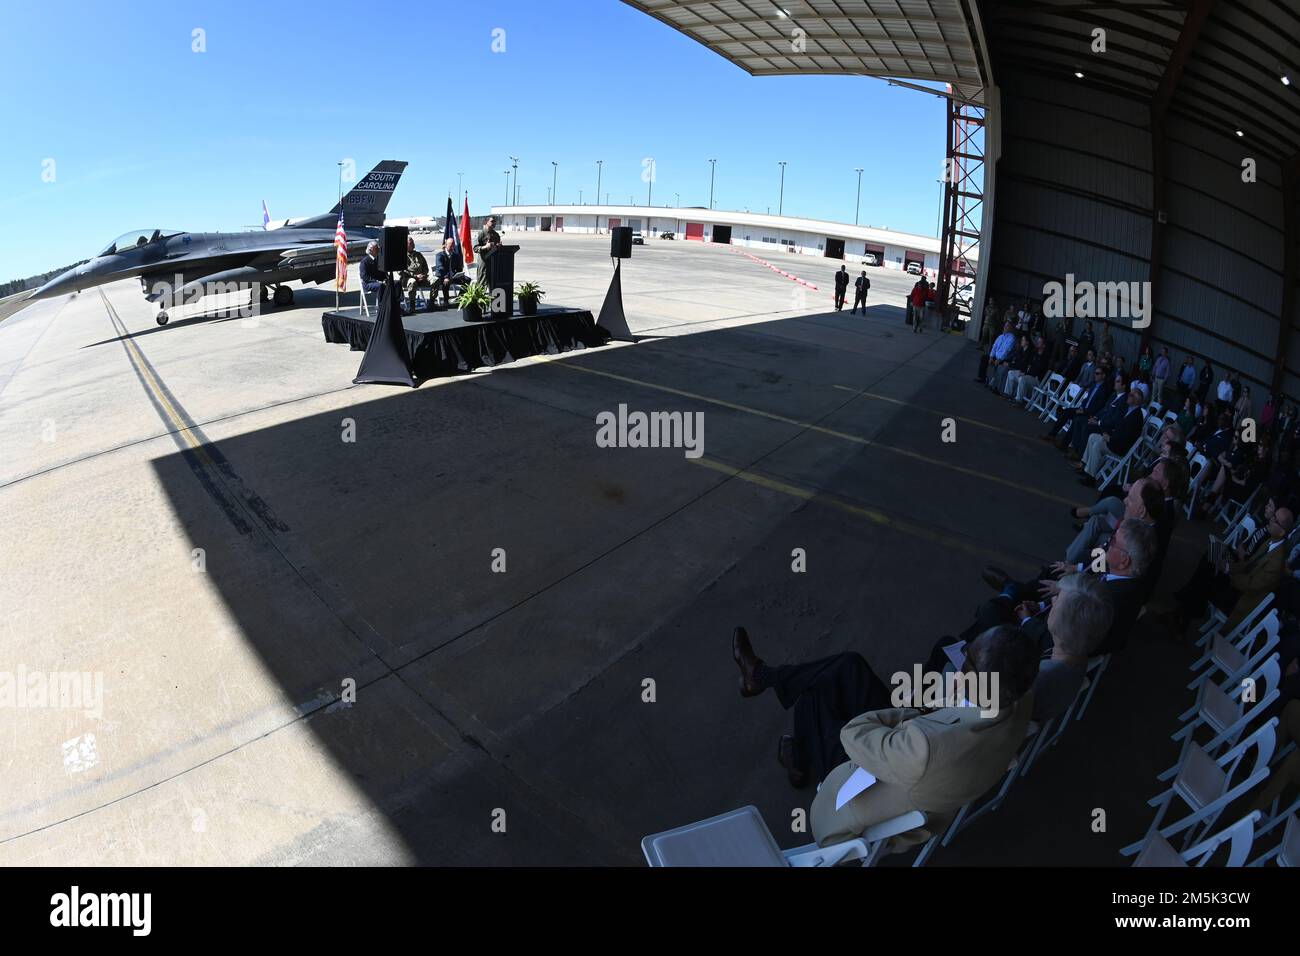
left=622, top=0, right=987, bottom=103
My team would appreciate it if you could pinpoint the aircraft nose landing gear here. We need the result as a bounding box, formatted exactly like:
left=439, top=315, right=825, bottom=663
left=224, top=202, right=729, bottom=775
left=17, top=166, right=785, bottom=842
left=156, top=310, right=169, bottom=326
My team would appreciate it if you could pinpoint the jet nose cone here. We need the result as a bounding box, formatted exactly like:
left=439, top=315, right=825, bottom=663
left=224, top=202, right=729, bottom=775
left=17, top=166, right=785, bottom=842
left=32, top=266, right=81, bottom=300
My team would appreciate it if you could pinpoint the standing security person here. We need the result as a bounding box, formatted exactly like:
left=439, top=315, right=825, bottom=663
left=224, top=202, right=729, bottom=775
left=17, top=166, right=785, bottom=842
left=833, top=265, right=849, bottom=311
left=851, top=270, right=870, bottom=314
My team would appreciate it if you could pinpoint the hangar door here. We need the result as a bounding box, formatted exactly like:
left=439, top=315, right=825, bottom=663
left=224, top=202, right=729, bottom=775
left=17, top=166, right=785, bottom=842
left=824, top=237, right=845, bottom=259
left=685, top=222, right=705, bottom=241
left=607, top=218, right=621, bottom=229
left=712, top=224, right=732, bottom=244
left=864, top=243, right=885, bottom=266
left=903, top=249, right=926, bottom=270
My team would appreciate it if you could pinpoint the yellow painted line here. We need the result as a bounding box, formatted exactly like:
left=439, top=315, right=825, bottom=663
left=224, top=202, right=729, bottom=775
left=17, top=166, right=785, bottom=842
left=689, top=456, right=1039, bottom=573
left=560, top=362, right=1075, bottom=507
left=832, top=384, right=1034, bottom=442
left=99, top=290, right=217, bottom=467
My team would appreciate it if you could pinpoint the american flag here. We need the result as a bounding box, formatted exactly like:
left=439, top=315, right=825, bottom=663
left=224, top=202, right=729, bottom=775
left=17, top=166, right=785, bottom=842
left=334, top=211, right=348, bottom=292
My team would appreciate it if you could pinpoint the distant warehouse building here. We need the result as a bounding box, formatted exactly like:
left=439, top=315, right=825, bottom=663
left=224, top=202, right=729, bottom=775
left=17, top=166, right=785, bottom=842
left=490, top=205, right=967, bottom=278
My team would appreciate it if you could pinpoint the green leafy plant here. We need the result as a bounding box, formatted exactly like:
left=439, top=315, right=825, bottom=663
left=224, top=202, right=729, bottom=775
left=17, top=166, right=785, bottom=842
left=457, top=280, right=491, bottom=310
left=516, top=281, right=546, bottom=303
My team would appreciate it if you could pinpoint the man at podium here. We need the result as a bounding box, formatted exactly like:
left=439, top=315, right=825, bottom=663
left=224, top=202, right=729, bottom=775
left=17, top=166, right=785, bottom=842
left=474, top=215, right=502, bottom=284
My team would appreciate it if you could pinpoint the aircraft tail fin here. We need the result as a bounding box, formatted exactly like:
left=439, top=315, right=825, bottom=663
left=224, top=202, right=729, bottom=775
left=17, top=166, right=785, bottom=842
left=290, top=160, right=409, bottom=232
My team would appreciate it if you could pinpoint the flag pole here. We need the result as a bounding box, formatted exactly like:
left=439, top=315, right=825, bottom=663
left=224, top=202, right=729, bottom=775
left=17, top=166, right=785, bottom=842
left=336, top=161, right=344, bottom=312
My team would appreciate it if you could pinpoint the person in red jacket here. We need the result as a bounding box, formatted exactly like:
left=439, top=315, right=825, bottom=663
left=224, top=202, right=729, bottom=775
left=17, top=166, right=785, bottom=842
left=911, top=277, right=929, bottom=333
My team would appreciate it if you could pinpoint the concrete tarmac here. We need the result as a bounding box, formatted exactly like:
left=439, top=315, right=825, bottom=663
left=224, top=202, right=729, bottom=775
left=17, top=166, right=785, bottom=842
left=0, top=233, right=1196, bottom=865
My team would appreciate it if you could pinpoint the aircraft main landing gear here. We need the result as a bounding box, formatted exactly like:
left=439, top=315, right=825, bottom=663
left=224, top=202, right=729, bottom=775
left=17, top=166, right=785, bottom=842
left=273, top=286, right=294, bottom=307
left=156, top=310, right=169, bottom=326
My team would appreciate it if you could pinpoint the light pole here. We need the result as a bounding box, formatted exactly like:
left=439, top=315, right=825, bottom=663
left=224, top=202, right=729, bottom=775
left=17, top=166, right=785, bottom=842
left=935, top=178, right=945, bottom=238
left=646, top=159, right=654, bottom=207
left=854, top=167, right=863, bottom=225
left=777, top=161, right=787, bottom=217
left=510, top=156, right=519, bottom=205
left=579, top=189, right=583, bottom=204
left=504, top=171, right=510, bottom=206
left=551, top=162, right=558, bottom=207
left=708, top=158, right=717, bottom=210
left=596, top=160, right=603, bottom=232
left=674, top=192, right=680, bottom=206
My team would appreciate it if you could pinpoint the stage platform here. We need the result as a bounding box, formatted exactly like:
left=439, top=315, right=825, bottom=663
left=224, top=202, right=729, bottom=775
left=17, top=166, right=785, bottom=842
left=321, top=305, right=610, bottom=380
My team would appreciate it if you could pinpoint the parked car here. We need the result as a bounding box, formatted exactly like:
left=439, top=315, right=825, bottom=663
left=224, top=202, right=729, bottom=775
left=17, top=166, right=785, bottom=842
left=862, top=253, right=880, bottom=266
left=955, top=284, right=974, bottom=307
left=659, top=231, right=675, bottom=240
left=632, top=231, right=644, bottom=244
left=905, top=261, right=923, bottom=275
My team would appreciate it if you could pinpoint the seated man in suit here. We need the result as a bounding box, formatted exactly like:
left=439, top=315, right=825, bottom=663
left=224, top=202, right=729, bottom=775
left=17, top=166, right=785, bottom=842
left=809, top=626, right=1040, bottom=850
left=360, top=240, right=387, bottom=302
left=432, top=238, right=466, bottom=308
left=1056, top=477, right=1163, bottom=570
left=979, top=518, right=1156, bottom=656
left=1075, top=387, right=1146, bottom=485
left=1062, top=372, right=1128, bottom=460
left=1044, top=366, right=1110, bottom=442
left=399, top=235, right=431, bottom=313
left=1166, top=504, right=1295, bottom=636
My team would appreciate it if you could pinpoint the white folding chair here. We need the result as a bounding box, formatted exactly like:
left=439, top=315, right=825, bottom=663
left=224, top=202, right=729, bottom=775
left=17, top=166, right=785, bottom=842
left=1132, top=811, right=1261, bottom=867
left=938, top=721, right=1044, bottom=845
left=1183, top=452, right=1211, bottom=520
left=1027, top=372, right=1065, bottom=416
left=1159, top=654, right=1281, bottom=782
left=1189, top=608, right=1279, bottom=692
left=640, top=805, right=926, bottom=868
left=1042, top=382, right=1082, bottom=423
left=1249, top=812, right=1299, bottom=866
left=1164, top=410, right=1179, bottom=425
left=1075, top=653, right=1112, bottom=721
left=1119, top=719, right=1277, bottom=856
left=1195, top=591, right=1272, bottom=652
left=1095, top=437, right=1142, bottom=492
left=1215, top=486, right=1261, bottom=535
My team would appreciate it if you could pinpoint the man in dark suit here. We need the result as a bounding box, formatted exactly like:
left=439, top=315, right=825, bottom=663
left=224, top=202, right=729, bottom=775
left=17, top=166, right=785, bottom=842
left=851, top=271, right=870, bottom=314
left=1076, top=387, right=1146, bottom=484
left=1045, top=366, right=1111, bottom=442
left=432, top=238, right=463, bottom=308
left=360, top=240, right=386, bottom=302
left=833, top=266, right=850, bottom=311
left=977, top=519, right=1156, bottom=657
left=1064, top=374, right=1129, bottom=459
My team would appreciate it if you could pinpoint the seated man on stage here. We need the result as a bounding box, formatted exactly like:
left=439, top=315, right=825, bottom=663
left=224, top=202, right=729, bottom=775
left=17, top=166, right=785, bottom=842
left=433, top=238, right=466, bottom=308
left=360, top=240, right=387, bottom=303
left=400, top=236, right=431, bottom=313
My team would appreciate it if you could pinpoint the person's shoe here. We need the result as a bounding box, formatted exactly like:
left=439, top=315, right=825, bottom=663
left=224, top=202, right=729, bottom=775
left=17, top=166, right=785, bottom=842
left=777, top=735, right=809, bottom=789
left=733, top=626, right=765, bottom=698
left=981, top=565, right=1010, bottom=592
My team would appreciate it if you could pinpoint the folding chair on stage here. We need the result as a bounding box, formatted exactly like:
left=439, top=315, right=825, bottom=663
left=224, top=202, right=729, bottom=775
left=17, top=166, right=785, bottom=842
left=640, top=805, right=927, bottom=868
left=1119, top=719, right=1277, bottom=857
left=1132, top=812, right=1261, bottom=867
left=1158, top=654, right=1281, bottom=782
left=1026, top=373, right=1065, bottom=416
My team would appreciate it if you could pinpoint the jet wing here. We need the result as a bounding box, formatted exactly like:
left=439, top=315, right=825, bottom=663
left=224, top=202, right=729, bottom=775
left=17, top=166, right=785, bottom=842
left=272, top=240, right=371, bottom=271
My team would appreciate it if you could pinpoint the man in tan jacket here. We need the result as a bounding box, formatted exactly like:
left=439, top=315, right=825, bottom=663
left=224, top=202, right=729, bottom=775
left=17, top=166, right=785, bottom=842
left=1223, top=507, right=1294, bottom=630
left=810, top=626, right=1040, bottom=849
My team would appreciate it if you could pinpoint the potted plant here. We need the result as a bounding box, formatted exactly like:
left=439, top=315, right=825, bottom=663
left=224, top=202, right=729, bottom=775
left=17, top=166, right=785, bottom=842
left=457, top=280, right=491, bottom=322
left=516, top=281, right=545, bottom=317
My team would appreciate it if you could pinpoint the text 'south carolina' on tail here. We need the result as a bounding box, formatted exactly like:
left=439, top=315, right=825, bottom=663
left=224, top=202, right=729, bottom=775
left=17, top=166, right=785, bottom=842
left=291, top=160, right=408, bottom=231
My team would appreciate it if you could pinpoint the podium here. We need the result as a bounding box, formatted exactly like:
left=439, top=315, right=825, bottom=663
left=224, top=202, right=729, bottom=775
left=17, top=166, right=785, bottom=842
left=479, top=243, right=519, bottom=318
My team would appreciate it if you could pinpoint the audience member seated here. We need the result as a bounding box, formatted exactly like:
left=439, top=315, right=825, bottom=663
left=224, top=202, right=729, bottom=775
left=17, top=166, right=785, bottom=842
left=978, top=519, right=1156, bottom=656
left=1165, top=503, right=1296, bottom=637
left=1058, top=478, right=1163, bottom=569
left=1074, top=387, right=1145, bottom=485
left=1044, top=365, right=1111, bottom=443
left=982, top=320, right=1017, bottom=388
left=1060, top=371, right=1129, bottom=461
left=732, top=625, right=1040, bottom=851
left=1011, top=336, right=1052, bottom=405
left=432, top=238, right=466, bottom=309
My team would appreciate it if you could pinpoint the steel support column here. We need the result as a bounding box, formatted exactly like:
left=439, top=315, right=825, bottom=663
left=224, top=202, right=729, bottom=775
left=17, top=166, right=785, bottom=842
left=938, top=90, right=985, bottom=332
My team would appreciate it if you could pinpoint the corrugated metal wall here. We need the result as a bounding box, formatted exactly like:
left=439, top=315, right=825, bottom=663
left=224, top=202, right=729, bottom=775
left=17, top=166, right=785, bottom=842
left=989, top=68, right=1297, bottom=404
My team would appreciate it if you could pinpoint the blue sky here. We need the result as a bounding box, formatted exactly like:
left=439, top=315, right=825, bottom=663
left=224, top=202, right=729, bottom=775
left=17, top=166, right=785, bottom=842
left=0, top=0, right=946, bottom=279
